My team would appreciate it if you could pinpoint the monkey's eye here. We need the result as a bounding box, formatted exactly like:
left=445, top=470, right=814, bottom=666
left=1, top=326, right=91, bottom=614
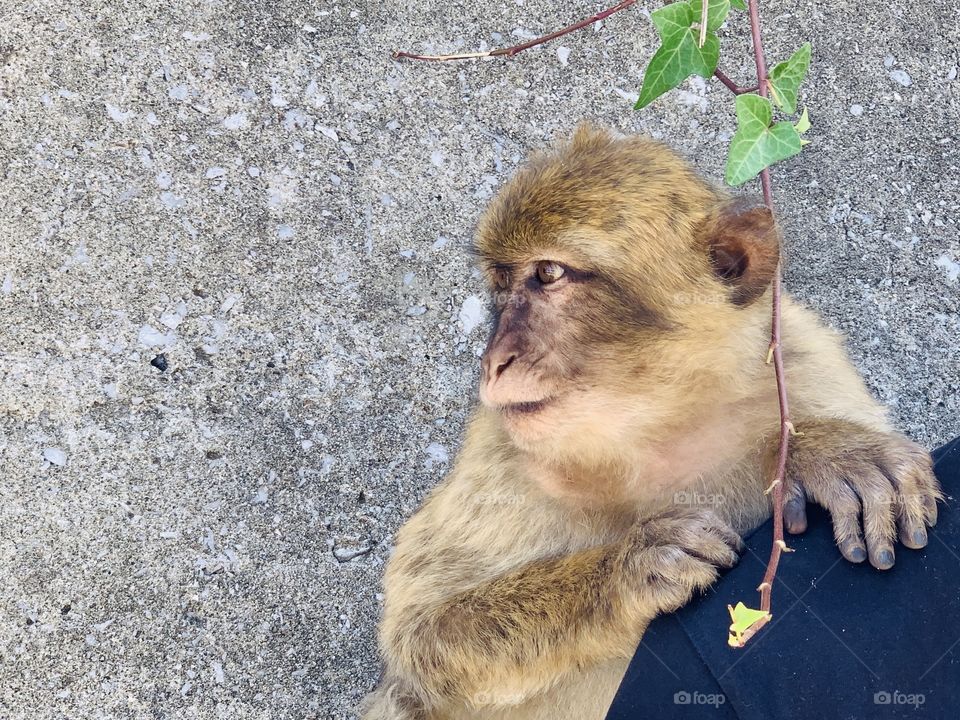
left=536, top=261, right=565, bottom=285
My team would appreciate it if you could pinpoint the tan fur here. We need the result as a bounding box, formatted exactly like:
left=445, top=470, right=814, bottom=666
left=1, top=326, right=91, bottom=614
left=362, top=125, right=941, bottom=720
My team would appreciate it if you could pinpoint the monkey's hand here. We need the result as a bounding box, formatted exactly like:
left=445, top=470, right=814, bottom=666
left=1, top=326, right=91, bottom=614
left=618, top=508, right=742, bottom=618
left=775, top=419, right=943, bottom=570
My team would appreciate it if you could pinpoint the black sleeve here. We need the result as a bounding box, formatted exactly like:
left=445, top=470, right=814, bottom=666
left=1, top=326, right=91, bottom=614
left=606, top=437, right=960, bottom=720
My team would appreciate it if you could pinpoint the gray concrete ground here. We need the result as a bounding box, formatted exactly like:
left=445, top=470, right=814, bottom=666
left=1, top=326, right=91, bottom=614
left=0, top=0, right=957, bottom=718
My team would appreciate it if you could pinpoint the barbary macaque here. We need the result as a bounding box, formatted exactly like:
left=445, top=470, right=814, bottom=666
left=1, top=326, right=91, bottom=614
left=362, top=125, right=941, bottom=720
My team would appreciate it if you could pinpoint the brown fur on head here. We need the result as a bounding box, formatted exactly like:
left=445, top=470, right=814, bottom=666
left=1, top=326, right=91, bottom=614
left=474, top=124, right=781, bottom=461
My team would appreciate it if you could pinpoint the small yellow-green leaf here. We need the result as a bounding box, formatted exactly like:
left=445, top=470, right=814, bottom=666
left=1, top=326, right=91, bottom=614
left=727, top=602, right=771, bottom=647
left=800, top=138, right=811, bottom=146
left=795, top=107, right=811, bottom=133
left=767, top=42, right=811, bottom=114
left=725, top=94, right=803, bottom=186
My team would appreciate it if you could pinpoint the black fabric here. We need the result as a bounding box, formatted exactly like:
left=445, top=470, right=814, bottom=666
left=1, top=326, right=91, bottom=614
left=606, top=437, right=960, bottom=720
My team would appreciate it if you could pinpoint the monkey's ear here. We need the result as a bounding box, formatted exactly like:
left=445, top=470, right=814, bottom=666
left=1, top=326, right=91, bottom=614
left=703, top=199, right=780, bottom=306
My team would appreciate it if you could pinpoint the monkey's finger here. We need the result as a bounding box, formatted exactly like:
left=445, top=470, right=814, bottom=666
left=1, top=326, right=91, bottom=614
left=915, top=464, right=942, bottom=527
left=856, top=476, right=898, bottom=570
left=699, top=517, right=744, bottom=553
left=811, top=480, right=867, bottom=564
left=783, top=482, right=807, bottom=535
left=890, top=467, right=931, bottom=550
left=670, top=526, right=739, bottom=570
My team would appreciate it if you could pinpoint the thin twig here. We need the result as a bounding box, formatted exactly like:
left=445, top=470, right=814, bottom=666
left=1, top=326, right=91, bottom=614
left=393, top=0, right=637, bottom=61
left=714, top=69, right=758, bottom=95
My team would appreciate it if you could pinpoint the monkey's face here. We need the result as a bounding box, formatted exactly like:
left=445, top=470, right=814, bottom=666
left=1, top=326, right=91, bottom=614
left=477, top=249, right=672, bottom=449
left=474, top=125, right=780, bottom=452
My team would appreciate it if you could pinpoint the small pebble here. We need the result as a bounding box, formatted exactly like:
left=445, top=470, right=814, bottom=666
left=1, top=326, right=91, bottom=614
left=43, top=448, right=67, bottom=466
left=150, top=354, right=168, bottom=371
left=889, top=69, right=912, bottom=87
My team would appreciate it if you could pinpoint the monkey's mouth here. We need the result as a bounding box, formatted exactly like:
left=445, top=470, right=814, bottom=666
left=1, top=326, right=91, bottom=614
left=499, top=398, right=554, bottom=415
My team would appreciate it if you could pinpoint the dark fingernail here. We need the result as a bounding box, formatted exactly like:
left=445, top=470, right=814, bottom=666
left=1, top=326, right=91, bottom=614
left=849, top=545, right=866, bottom=563
left=913, top=528, right=928, bottom=547
left=878, top=549, right=895, bottom=569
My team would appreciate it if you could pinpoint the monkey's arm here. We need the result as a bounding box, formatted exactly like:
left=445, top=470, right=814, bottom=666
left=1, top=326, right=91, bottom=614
left=378, top=509, right=739, bottom=711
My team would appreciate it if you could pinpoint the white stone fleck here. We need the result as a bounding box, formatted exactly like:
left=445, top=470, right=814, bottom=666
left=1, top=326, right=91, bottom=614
left=406, top=306, right=427, bottom=316
left=283, top=108, right=312, bottom=130
left=168, top=85, right=190, bottom=101
left=458, top=295, right=487, bottom=335
left=247, top=166, right=261, bottom=177
left=205, top=167, right=227, bottom=179
left=159, top=302, right=187, bottom=329
left=318, top=126, right=339, bottom=142
left=252, top=487, right=269, bottom=504
left=556, top=46, right=571, bottom=66
left=431, top=236, right=449, bottom=251
left=43, top=448, right=67, bottom=466
left=849, top=104, right=864, bottom=116
left=430, top=150, right=444, bottom=167
left=58, top=88, right=80, bottom=100
left=223, top=112, right=248, bottom=130
left=220, top=294, right=240, bottom=314
left=889, top=69, right=912, bottom=87
left=212, top=662, right=225, bottom=684
left=105, top=102, right=132, bottom=122
left=160, top=191, right=185, bottom=209
left=103, top=383, right=118, bottom=399
left=271, top=93, right=289, bottom=108
left=277, top=224, right=295, bottom=239
left=138, top=325, right=175, bottom=348
left=183, top=31, right=211, bottom=42
left=935, top=255, right=959, bottom=283
left=424, top=442, right=449, bottom=468
left=155, top=172, right=173, bottom=189
left=329, top=174, right=341, bottom=187
left=2, top=273, right=12, bottom=295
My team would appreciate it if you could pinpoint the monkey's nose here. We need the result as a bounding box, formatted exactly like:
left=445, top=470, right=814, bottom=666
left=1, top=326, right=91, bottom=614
left=481, top=352, right=517, bottom=383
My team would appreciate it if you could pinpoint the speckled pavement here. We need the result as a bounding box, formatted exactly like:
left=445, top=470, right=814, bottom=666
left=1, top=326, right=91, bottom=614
left=0, top=1, right=957, bottom=718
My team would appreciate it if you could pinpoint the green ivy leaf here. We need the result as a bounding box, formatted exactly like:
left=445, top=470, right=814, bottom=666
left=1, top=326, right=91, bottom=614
left=725, top=94, right=802, bottom=186
left=688, top=0, right=731, bottom=33
left=730, top=0, right=747, bottom=11
left=635, top=2, right=723, bottom=109
left=767, top=42, right=811, bottom=114
left=795, top=107, right=810, bottom=133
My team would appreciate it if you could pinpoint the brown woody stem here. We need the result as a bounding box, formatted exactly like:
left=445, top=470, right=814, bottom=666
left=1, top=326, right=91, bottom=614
left=714, top=68, right=758, bottom=95
left=392, top=0, right=638, bottom=61
left=747, top=0, right=791, bottom=619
